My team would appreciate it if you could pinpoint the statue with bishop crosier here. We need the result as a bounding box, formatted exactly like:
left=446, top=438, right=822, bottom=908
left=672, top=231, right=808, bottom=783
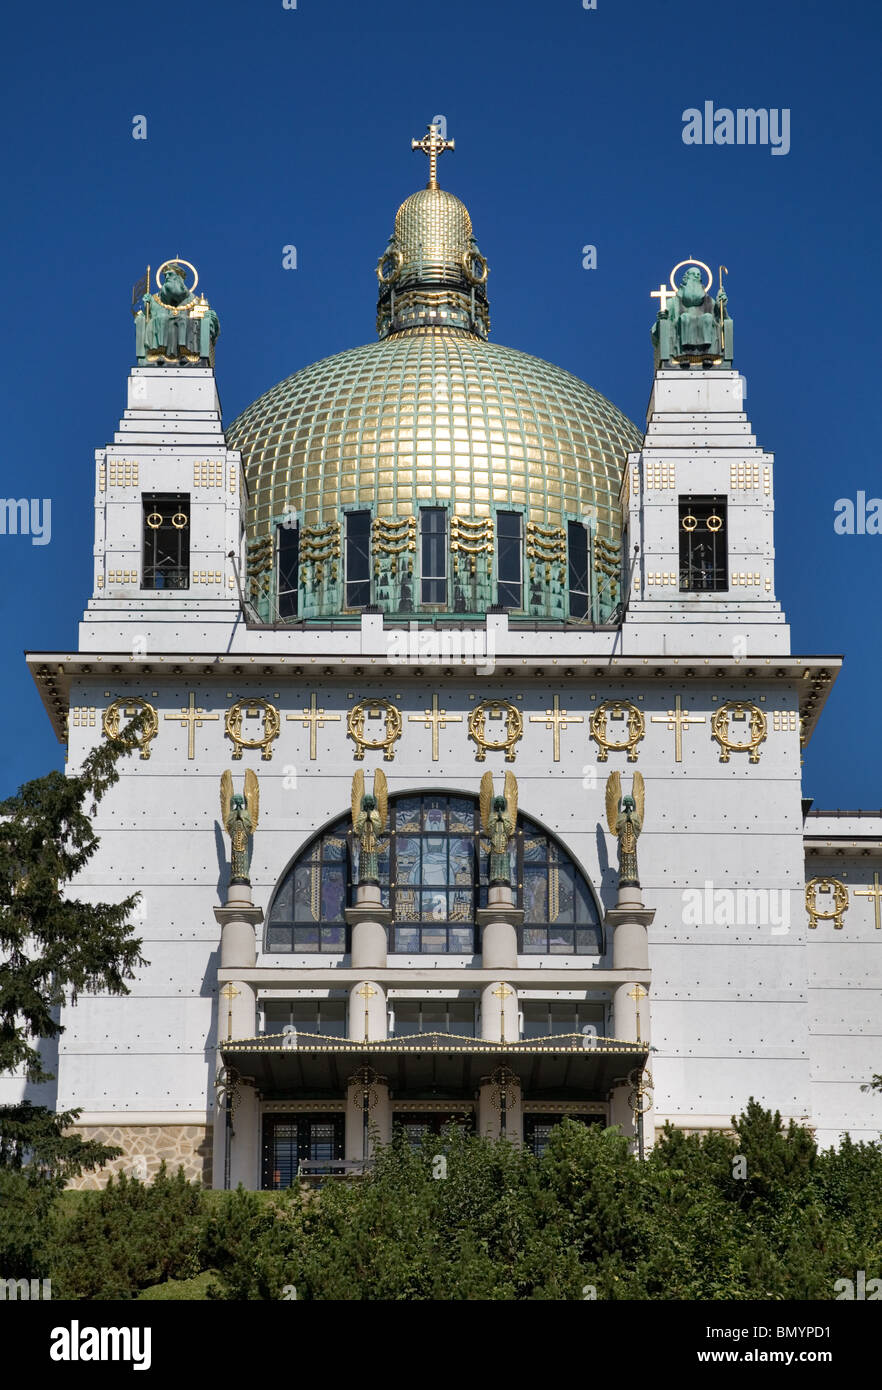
left=351, top=768, right=388, bottom=885
left=220, top=769, right=260, bottom=885
left=606, top=770, right=644, bottom=888
left=652, top=263, right=733, bottom=368
left=479, top=770, right=518, bottom=888
left=134, top=259, right=220, bottom=366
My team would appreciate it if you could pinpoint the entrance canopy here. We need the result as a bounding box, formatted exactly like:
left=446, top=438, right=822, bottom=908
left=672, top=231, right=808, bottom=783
left=221, top=1031, right=649, bottom=1097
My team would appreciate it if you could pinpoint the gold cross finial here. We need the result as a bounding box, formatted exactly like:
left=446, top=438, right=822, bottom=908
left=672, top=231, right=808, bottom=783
left=220, top=982, right=240, bottom=1041
left=627, top=983, right=647, bottom=1043
left=491, top=981, right=513, bottom=1044
left=411, top=123, right=454, bottom=189
left=650, top=282, right=675, bottom=314
left=357, top=981, right=378, bottom=1042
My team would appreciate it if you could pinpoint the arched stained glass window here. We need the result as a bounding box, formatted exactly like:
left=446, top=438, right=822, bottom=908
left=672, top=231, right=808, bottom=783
left=265, top=822, right=350, bottom=953
left=264, top=795, right=602, bottom=956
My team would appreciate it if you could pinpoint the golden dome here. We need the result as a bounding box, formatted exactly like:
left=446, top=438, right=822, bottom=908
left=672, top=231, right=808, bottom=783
left=393, top=186, right=474, bottom=285
left=227, top=327, right=641, bottom=541
left=225, top=124, right=641, bottom=624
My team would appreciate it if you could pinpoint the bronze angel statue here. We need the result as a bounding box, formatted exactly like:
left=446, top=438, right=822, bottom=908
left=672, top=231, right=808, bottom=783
left=220, top=769, right=260, bottom=884
left=351, top=768, right=388, bottom=885
left=605, top=771, right=644, bottom=887
left=479, top=770, right=518, bottom=887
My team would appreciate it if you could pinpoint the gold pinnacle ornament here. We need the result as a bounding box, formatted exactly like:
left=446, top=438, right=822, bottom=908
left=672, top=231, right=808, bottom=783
left=411, top=122, right=454, bottom=188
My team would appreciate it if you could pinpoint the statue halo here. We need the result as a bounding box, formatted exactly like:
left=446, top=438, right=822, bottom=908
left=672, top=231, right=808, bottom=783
left=156, top=258, right=199, bottom=294
left=669, top=258, right=712, bottom=296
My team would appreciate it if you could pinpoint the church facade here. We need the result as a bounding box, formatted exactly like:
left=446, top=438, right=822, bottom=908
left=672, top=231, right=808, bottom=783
left=19, top=129, right=882, bottom=1188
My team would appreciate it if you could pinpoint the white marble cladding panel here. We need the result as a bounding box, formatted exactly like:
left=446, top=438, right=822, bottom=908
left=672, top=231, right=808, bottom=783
left=650, top=1054, right=809, bottom=1117
left=650, top=941, right=808, bottom=995
left=807, top=1082, right=882, bottom=1143
left=126, top=367, right=221, bottom=415
left=650, top=998, right=807, bottom=1054
left=57, top=1051, right=212, bottom=1113
left=55, top=996, right=215, bottom=1054
left=806, top=817, right=882, bottom=841
left=809, top=989, right=882, bottom=1035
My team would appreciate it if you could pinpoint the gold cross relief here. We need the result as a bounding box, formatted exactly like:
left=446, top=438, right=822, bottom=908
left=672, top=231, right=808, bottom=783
left=651, top=695, right=706, bottom=763
left=164, top=692, right=219, bottom=759
left=408, top=693, right=463, bottom=761
left=529, top=694, right=584, bottom=762
left=855, top=872, right=882, bottom=931
left=287, top=692, right=341, bottom=760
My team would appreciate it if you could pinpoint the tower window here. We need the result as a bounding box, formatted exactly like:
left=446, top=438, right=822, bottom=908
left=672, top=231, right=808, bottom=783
left=142, top=493, right=189, bottom=590
left=679, top=497, right=728, bottom=592
left=345, top=510, right=371, bottom=608
left=568, top=521, right=590, bottom=619
left=420, top=507, right=447, bottom=605
left=497, top=511, right=523, bottom=609
left=276, top=521, right=299, bottom=619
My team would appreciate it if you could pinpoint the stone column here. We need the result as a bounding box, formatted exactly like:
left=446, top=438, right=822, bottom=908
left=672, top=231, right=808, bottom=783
left=212, top=883, right=264, bottom=1190
left=347, top=980, right=387, bottom=1041
left=345, top=882, right=392, bottom=971
left=345, top=1074, right=391, bottom=1161
left=477, top=883, right=523, bottom=971
left=605, top=882, right=655, bottom=1153
left=477, top=1070, right=522, bottom=1142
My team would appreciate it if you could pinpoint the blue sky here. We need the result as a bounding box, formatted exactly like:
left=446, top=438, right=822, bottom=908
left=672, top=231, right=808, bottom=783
left=0, top=0, right=878, bottom=806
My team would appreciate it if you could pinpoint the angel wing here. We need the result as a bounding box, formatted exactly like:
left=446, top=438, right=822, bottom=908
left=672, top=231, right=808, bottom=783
left=605, top=771, right=621, bottom=834
left=220, top=769, right=233, bottom=828
left=479, top=770, right=494, bottom=835
left=244, top=768, right=260, bottom=830
left=351, top=768, right=365, bottom=832
left=503, top=770, right=518, bottom=832
left=632, top=770, right=644, bottom=823
left=373, top=767, right=388, bottom=833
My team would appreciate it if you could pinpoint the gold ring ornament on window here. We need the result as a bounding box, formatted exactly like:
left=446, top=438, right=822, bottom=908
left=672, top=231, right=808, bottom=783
left=805, top=876, right=849, bottom=931
left=376, top=247, right=403, bottom=286
left=706, top=512, right=723, bottom=533
left=681, top=513, right=698, bottom=532
left=146, top=511, right=163, bottom=529
left=155, top=258, right=199, bottom=294
left=668, top=258, right=712, bottom=295
left=171, top=512, right=188, bottom=529
left=710, top=701, right=767, bottom=764
left=462, top=249, right=488, bottom=285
